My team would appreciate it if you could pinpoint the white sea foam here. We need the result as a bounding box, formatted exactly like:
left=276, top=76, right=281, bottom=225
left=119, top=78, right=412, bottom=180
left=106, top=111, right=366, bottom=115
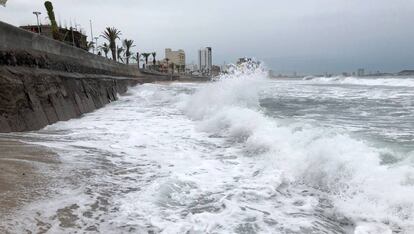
left=3, top=63, right=414, bottom=233
left=306, top=76, right=414, bottom=87
left=182, top=65, right=414, bottom=232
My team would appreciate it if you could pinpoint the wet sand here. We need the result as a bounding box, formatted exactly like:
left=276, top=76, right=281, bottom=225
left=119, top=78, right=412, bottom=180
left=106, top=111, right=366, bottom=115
left=0, top=139, right=59, bottom=227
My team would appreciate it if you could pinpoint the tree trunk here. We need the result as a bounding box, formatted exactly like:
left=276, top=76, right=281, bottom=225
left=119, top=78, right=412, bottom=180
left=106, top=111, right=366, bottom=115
left=111, top=45, right=116, bottom=61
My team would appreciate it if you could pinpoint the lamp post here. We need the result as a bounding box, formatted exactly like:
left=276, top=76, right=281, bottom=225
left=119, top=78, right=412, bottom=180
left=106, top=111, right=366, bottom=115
left=33, top=11, right=41, bottom=34
left=89, top=20, right=94, bottom=53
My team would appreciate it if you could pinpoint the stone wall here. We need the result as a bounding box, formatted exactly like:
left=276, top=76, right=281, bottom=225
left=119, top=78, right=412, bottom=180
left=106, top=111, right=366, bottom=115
left=0, top=20, right=207, bottom=132
left=0, top=21, right=170, bottom=132
left=0, top=66, right=140, bottom=132
left=0, top=21, right=141, bottom=77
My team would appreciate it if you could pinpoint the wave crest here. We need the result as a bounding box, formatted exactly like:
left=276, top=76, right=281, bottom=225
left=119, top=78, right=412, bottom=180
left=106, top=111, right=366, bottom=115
left=305, top=76, right=414, bottom=87
left=183, top=63, right=414, bottom=231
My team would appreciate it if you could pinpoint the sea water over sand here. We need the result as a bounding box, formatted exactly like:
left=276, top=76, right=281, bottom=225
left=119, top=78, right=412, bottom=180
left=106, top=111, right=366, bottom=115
left=1, top=65, right=414, bottom=233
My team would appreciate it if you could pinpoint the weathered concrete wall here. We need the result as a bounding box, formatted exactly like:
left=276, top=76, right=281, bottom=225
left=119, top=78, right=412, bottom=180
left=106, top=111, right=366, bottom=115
left=0, top=21, right=141, bottom=77
left=0, top=66, right=139, bottom=132
left=0, top=21, right=191, bottom=132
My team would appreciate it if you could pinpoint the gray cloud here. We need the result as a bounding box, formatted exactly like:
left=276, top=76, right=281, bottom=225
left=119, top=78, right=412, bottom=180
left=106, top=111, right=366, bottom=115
left=1, top=0, right=413, bottom=74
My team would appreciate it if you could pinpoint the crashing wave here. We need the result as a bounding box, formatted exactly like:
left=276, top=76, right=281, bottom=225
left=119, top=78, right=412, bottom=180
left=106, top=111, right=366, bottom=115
left=183, top=63, right=414, bottom=232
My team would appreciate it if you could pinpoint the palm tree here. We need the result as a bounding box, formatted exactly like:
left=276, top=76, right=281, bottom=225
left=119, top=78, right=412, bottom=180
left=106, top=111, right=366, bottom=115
left=132, top=52, right=140, bottom=67
left=152, top=52, right=156, bottom=65
left=123, top=39, right=135, bottom=65
left=44, top=1, right=60, bottom=40
left=86, top=41, right=95, bottom=52
left=99, top=43, right=110, bottom=58
left=142, top=53, right=150, bottom=68
left=117, top=46, right=124, bottom=63
left=101, top=27, right=121, bottom=61
left=151, top=52, right=157, bottom=70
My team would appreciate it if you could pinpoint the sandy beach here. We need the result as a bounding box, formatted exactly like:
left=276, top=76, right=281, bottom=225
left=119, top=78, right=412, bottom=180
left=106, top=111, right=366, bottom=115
left=0, top=139, right=59, bottom=230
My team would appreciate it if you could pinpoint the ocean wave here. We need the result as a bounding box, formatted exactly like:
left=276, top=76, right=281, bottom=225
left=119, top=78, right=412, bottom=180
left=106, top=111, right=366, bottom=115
left=305, top=76, right=414, bottom=87
left=183, top=65, right=414, bottom=232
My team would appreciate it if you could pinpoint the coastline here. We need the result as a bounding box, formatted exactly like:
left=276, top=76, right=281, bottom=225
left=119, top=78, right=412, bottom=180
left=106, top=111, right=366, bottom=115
left=0, top=138, right=59, bottom=230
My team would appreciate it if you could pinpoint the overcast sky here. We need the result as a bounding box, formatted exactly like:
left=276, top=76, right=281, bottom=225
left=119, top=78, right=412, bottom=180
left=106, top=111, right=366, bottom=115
left=1, top=0, right=414, bottom=74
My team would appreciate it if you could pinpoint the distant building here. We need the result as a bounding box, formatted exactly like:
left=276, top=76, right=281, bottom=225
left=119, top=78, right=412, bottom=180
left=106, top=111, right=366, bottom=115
left=20, top=24, right=88, bottom=50
left=186, top=63, right=198, bottom=73
left=237, top=57, right=252, bottom=65
left=165, top=48, right=185, bottom=67
left=211, top=65, right=221, bottom=77
left=198, top=47, right=212, bottom=75
left=357, top=68, right=365, bottom=77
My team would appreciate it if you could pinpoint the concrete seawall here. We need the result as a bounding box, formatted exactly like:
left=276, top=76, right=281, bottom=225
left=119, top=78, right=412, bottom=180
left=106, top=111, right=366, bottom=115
left=0, top=21, right=141, bottom=77
left=0, top=21, right=170, bottom=132
left=0, top=66, right=140, bottom=132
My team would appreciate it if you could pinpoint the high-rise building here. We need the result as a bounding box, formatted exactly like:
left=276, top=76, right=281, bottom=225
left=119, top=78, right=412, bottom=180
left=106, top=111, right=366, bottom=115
left=198, top=47, right=212, bottom=75
left=357, top=68, right=365, bottom=77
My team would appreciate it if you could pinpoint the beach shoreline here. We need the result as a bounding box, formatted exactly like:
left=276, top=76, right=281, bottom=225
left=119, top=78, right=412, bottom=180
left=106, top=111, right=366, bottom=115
left=0, top=138, right=59, bottom=230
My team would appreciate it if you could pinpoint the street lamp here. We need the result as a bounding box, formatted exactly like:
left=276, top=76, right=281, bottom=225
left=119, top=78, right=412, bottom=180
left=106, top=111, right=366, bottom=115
left=89, top=20, right=94, bottom=53
left=33, top=11, right=41, bottom=34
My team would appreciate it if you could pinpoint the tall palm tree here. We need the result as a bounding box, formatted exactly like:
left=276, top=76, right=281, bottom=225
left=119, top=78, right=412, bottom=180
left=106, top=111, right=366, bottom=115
left=99, top=43, right=110, bottom=58
left=86, top=41, right=95, bottom=52
left=123, top=39, right=135, bottom=65
left=142, top=53, right=150, bottom=68
left=152, top=52, right=156, bottom=65
left=44, top=1, right=60, bottom=40
left=132, top=52, right=140, bottom=67
left=117, top=46, right=125, bottom=63
left=101, top=27, right=121, bottom=61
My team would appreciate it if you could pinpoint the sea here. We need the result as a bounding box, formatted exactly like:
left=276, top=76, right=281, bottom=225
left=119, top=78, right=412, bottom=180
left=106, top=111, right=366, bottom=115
left=1, top=63, right=414, bottom=233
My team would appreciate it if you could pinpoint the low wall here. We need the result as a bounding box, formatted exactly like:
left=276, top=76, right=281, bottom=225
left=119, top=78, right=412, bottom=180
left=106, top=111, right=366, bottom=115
left=0, top=21, right=141, bottom=77
left=0, top=21, right=208, bottom=132
left=0, top=66, right=140, bottom=132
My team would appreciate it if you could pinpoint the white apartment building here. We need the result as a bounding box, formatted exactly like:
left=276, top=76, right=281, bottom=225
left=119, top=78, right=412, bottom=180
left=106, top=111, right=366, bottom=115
left=165, top=48, right=186, bottom=66
left=198, top=47, right=212, bottom=75
left=186, top=63, right=198, bottom=72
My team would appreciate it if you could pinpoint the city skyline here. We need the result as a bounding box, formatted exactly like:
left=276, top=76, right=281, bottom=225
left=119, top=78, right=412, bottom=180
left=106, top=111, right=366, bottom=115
left=1, top=0, right=414, bottom=73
